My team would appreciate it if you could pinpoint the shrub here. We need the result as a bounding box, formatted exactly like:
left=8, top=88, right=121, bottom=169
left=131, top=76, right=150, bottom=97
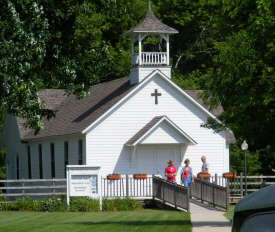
left=0, top=201, right=13, bottom=211
left=42, top=196, right=67, bottom=212
left=0, top=190, right=6, bottom=202
left=69, top=197, right=99, bottom=212
left=14, top=197, right=35, bottom=211
left=0, top=196, right=142, bottom=212
left=102, top=197, right=140, bottom=211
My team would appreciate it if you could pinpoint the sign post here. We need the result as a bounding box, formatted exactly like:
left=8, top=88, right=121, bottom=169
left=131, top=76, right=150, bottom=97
left=66, top=165, right=102, bottom=210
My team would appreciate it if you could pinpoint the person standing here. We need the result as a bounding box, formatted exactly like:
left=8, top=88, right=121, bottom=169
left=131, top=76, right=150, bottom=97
left=165, top=160, right=176, bottom=183
left=201, top=156, right=210, bottom=182
left=180, top=159, right=194, bottom=187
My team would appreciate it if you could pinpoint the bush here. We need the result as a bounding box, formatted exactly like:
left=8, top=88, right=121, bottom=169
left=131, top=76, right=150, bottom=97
left=42, top=196, right=67, bottom=212
left=69, top=197, right=99, bottom=212
left=0, top=190, right=6, bottom=202
left=102, top=197, right=140, bottom=211
left=0, top=196, right=142, bottom=212
left=14, top=197, right=37, bottom=211
left=0, top=201, right=12, bottom=211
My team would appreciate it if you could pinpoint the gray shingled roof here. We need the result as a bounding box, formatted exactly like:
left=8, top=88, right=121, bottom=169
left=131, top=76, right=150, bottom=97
left=184, top=90, right=223, bottom=118
left=16, top=76, right=235, bottom=143
left=226, top=131, right=236, bottom=144
left=123, top=10, right=178, bottom=36
left=17, top=89, right=67, bottom=139
left=20, top=77, right=136, bottom=140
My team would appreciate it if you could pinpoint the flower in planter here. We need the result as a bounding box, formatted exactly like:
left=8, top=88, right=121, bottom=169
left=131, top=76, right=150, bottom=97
left=197, top=171, right=209, bottom=174
left=133, top=173, right=147, bottom=179
left=107, top=173, right=121, bottom=180
left=223, top=172, right=236, bottom=179
left=57, top=198, right=61, bottom=201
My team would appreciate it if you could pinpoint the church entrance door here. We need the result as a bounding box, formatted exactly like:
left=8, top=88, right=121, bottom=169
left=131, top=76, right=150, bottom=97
left=137, top=146, right=174, bottom=178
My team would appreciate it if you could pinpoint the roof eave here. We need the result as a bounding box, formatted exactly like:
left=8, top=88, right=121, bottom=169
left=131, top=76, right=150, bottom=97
left=123, top=30, right=179, bottom=36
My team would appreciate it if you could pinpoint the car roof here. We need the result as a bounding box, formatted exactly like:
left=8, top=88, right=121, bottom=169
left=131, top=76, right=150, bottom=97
left=235, top=184, right=275, bottom=212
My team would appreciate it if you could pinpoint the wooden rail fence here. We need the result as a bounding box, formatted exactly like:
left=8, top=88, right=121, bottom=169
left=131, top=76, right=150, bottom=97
left=0, top=175, right=153, bottom=199
left=222, top=174, right=275, bottom=199
left=1, top=174, right=274, bottom=202
left=0, top=178, right=66, bottom=198
left=153, top=176, right=190, bottom=212
left=191, top=178, right=229, bottom=211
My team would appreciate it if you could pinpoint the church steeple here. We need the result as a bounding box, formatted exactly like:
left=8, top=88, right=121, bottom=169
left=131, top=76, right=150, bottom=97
left=123, top=4, right=178, bottom=84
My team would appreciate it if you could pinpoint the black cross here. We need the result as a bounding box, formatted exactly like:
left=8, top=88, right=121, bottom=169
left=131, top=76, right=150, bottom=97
left=151, top=89, right=161, bottom=105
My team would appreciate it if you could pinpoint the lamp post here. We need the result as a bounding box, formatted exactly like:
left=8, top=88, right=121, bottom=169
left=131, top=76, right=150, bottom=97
left=241, top=140, right=248, bottom=196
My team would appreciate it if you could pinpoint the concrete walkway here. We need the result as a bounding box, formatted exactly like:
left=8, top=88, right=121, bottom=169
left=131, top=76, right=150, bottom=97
left=190, top=200, right=232, bottom=232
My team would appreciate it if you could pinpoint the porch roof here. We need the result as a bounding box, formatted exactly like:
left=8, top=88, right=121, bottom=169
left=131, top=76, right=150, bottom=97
left=125, top=115, right=197, bottom=146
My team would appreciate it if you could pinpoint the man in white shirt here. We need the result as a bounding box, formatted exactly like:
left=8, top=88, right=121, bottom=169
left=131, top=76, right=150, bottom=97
left=201, top=156, right=209, bottom=182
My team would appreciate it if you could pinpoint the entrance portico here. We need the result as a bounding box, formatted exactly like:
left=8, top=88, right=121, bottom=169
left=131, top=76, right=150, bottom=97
left=125, top=115, right=197, bottom=182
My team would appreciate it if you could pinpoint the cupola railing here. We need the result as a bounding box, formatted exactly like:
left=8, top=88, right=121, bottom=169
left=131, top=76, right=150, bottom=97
left=132, top=52, right=167, bottom=66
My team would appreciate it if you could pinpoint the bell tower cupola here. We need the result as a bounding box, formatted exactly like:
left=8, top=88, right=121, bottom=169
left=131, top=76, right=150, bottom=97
left=123, top=1, right=178, bottom=84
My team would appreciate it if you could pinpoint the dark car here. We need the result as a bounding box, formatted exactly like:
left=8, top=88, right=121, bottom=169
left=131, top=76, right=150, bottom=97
left=232, top=183, right=275, bottom=232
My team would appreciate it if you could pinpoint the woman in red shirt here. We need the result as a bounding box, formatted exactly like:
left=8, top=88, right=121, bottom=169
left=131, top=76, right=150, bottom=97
left=165, top=160, right=176, bottom=183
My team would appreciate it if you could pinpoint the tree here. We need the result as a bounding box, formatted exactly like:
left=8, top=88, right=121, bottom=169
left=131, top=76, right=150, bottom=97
left=200, top=0, right=275, bottom=151
left=0, top=0, right=113, bottom=134
left=154, top=0, right=220, bottom=90
left=0, top=106, right=5, bottom=182
left=0, top=0, right=150, bottom=134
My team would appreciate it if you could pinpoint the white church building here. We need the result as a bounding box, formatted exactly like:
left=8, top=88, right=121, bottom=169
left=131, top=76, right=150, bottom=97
left=0, top=6, right=235, bottom=184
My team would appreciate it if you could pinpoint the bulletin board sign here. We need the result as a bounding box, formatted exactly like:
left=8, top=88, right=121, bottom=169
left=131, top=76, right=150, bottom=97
left=66, top=165, right=102, bottom=210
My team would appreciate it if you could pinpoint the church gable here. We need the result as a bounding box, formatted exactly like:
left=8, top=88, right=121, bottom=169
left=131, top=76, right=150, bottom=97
left=84, top=69, right=222, bottom=136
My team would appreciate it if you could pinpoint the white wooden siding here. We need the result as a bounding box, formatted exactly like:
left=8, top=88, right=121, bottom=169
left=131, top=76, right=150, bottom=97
left=130, top=66, right=171, bottom=84
left=130, top=67, right=139, bottom=85
left=5, top=115, right=85, bottom=179
left=30, top=144, right=38, bottom=179
left=86, top=74, right=227, bottom=178
left=54, top=140, right=64, bottom=178
left=42, top=141, right=51, bottom=179
left=5, top=116, right=27, bottom=180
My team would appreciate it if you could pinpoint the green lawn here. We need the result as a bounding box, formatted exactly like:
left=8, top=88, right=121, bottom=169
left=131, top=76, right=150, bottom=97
left=224, top=205, right=235, bottom=221
left=0, top=209, right=192, bottom=232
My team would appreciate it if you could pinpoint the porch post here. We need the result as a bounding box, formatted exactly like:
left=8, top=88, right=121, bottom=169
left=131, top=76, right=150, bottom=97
left=138, top=34, right=142, bottom=65
left=126, top=175, right=129, bottom=197
left=166, top=35, right=169, bottom=65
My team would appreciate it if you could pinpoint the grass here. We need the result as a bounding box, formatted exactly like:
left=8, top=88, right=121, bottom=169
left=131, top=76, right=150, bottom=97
left=0, top=209, right=192, bottom=232
left=223, top=205, right=235, bottom=221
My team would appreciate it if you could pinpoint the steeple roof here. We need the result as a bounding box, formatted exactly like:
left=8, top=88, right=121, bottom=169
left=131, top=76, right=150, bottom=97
left=123, top=10, right=178, bottom=36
